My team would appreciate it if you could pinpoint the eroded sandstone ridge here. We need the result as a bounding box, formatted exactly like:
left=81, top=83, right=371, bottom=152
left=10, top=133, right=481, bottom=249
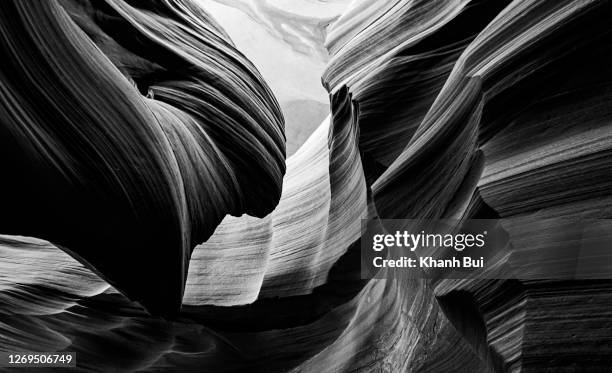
left=1, top=0, right=611, bottom=372
left=0, top=0, right=285, bottom=316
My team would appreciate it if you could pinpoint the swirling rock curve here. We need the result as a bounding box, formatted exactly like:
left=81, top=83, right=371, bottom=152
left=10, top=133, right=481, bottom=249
left=0, top=0, right=285, bottom=316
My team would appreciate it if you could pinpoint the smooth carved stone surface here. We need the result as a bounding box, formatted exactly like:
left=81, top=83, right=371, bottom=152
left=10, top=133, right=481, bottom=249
left=1, top=0, right=612, bottom=372
left=0, top=0, right=285, bottom=316
left=184, top=86, right=367, bottom=305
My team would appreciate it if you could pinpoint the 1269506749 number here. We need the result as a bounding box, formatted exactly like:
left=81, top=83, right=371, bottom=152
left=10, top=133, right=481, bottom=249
left=0, top=352, right=76, bottom=367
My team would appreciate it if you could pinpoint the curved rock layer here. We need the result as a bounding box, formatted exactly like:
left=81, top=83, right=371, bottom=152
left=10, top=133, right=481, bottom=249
left=322, top=0, right=612, bottom=371
left=184, top=86, right=366, bottom=305
left=0, top=0, right=285, bottom=316
left=2, top=0, right=612, bottom=372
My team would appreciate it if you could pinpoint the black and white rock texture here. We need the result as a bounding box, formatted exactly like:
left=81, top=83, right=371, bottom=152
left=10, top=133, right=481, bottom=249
left=1, top=0, right=612, bottom=372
